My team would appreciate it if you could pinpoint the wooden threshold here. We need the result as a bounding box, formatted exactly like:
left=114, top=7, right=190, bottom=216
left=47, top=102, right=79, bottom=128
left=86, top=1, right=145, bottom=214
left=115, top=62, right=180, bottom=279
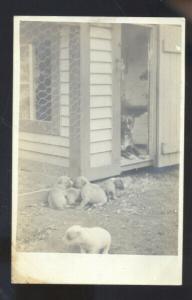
left=120, top=156, right=153, bottom=172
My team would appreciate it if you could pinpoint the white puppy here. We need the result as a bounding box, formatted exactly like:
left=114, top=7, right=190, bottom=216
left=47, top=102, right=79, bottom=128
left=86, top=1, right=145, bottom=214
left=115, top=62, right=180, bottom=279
left=65, top=187, right=81, bottom=206
left=101, top=177, right=125, bottom=201
left=48, top=176, right=73, bottom=210
left=74, top=176, right=107, bottom=209
left=56, top=175, right=73, bottom=189
left=64, top=225, right=111, bottom=254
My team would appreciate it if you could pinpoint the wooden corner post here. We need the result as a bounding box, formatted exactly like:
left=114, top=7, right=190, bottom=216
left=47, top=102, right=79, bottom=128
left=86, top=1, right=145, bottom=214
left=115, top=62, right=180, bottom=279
left=69, top=24, right=90, bottom=178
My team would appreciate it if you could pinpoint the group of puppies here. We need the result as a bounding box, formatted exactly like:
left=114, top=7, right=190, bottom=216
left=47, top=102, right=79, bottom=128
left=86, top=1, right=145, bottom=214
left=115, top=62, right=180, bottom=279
left=47, top=175, right=125, bottom=254
left=47, top=175, right=125, bottom=210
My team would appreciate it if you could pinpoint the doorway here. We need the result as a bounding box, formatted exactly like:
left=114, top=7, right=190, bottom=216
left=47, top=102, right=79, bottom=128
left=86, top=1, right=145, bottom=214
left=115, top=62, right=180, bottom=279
left=120, top=24, right=156, bottom=168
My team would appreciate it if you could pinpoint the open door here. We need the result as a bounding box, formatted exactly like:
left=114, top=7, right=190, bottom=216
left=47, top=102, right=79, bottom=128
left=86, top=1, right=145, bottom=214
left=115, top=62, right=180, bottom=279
left=157, top=25, right=182, bottom=167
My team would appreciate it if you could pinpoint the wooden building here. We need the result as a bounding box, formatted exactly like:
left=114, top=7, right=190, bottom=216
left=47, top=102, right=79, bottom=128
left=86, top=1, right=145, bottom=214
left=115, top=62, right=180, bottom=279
left=18, top=21, right=183, bottom=181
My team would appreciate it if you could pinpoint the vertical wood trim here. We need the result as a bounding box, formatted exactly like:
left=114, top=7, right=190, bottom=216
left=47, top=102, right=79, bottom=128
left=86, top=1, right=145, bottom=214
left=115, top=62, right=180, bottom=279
left=148, top=26, right=158, bottom=164
left=155, top=25, right=161, bottom=167
left=80, top=24, right=90, bottom=176
left=112, top=24, right=121, bottom=174
left=69, top=25, right=81, bottom=177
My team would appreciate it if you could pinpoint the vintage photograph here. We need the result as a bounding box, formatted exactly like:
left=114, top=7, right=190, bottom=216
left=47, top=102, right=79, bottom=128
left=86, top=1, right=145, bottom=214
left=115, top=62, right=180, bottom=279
left=12, top=17, right=185, bottom=284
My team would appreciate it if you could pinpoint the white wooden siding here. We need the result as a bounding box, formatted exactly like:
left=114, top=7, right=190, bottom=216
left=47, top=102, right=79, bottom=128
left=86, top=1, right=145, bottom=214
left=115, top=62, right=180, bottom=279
left=90, top=74, right=112, bottom=84
left=20, top=150, right=69, bottom=167
left=90, top=129, right=112, bottom=142
left=90, top=96, right=112, bottom=107
left=90, top=152, right=112, bottom=167
left=89, top=24, right=113, bottom=168
left=20, top=132, right=69, bottom=147
left=20, top=140, right=69, bottom=157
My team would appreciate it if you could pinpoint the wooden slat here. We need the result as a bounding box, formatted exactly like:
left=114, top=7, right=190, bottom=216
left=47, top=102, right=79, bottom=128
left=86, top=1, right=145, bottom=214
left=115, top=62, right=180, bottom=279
left=90, top=85, right=112, bottom=96
left=90, top=129, right=112, bottom=142
left=90, top=26, right=112, bottom=39
left=90, top=140, right=112, bottom=153
left=60, top=35, right=69, bottom=48
left=60, top=83, right=69, bottom=94
left=90, top=152, right=112, bottom=167
left=20, top=140, right=69, bottom=157
left=90, top=107, right=112, bottom=119
left=90, top=38, right=112, bottom=51
left=90, top=96, right=112, bottom=108
left=90, top=119, right=112, bottom=130
left=60, top=48, right=69, bottom=59
left=90, top=74, right=112, bottom=84
left=60, top=94, right=69, bottom=105
left=90, top=62, right=112, bottom=74
left=60, top=127, right=69, bottom=137
left=61, top=116, right=69, bottom=127
left=61, top=106, right=69, bottom=116
left=92, top=24, right=112, bottom=29
left=60, top=72, right=69, bottom=83
left=90, top=50, right=112, bottom=62
left=20, top=150, right=69, bottom=167
left=60, top=60, right=69, bottom=71
left=19, top=132, right=69, bottom=147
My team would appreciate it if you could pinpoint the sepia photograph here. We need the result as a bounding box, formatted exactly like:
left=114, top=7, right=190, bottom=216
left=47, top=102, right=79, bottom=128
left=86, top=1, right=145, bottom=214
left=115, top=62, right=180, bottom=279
left=12, top=16, right=185, bottom=285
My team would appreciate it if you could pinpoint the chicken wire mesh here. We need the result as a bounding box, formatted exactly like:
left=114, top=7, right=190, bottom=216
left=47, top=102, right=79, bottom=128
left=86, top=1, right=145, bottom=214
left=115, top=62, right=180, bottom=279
left=19, top=21, right=83, bottom=177
left=20, top=22, right=60, bottom=125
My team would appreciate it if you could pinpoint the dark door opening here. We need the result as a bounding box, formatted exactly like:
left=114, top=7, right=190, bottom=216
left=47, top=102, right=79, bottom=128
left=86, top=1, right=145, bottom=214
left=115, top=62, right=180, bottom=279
left=120, top=24, right=152, bottom=167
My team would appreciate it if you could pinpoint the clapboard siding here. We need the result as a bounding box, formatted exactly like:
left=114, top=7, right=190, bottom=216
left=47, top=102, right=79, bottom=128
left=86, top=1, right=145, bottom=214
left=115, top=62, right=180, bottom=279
left=90, top=119, right=112, bottom=130
left=20, top=150, right=69, bottom=167
left=60, top=117, right=69, bottom=127
left=157, top=25, right=181, bottom=167
left=20, top=132, right=69, bottom=147
left=91, top=51, right=112, bottom=63
left=90, top=129, right=112, bottom=142
left=60, top=26, right=70, bottom=144
left=90, top=39, right=112, bottom=51
left=90, top=26, right=112, bottom=39
left=90, top=107, right=112, bottom=119
left=90, top=74, right=112, bottom=85
left=90, top=141, right=112, bottom=153
left=90, top=96, right=112, bottom=107
left=91, top=152, right=112, bottom=167
left=90, top=24, right=113, bottom=167
left=60, top=94, right=69, bottom=105
left=90, top=62, right=112, bottom=74
left=20, top=140, right=69, bottom=157
left=90, top=85, right=112, bottom=95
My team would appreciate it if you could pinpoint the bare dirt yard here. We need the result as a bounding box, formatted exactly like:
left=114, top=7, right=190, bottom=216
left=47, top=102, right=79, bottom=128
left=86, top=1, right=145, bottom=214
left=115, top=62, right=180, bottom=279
left=16, top=166, right=179, bottom=255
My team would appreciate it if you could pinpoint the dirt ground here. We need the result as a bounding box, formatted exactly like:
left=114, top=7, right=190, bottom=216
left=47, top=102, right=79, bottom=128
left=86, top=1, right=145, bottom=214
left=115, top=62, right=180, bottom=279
left=16, top=166, right=179, bottom=255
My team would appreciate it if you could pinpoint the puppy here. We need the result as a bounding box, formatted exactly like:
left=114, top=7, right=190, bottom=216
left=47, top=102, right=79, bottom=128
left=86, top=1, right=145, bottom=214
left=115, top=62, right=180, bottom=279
left=102, top=179, right=117, bottom=200
left=74, top=176, right=107, bottom=209
left=56, top=176, right=73, bottom=190
left=47, top=188, right=68, bottom=210
left=47, top=176, right=73, bottom=210
left=65, top=187, right=81, bottom=206
left=64, top=225, right=111, bottom=254
left=102, top=177, right=125, bottom=200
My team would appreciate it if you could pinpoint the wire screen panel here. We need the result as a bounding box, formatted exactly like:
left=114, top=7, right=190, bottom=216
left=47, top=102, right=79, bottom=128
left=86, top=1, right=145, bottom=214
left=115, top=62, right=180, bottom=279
left=20, top=21, right=61, bottom=134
